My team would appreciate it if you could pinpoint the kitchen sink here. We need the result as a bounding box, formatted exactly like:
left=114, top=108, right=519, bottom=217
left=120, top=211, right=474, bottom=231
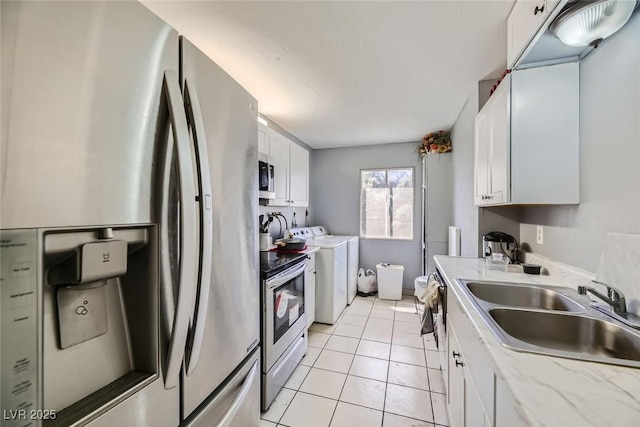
left=456, top=279, right=640, bottom=368
left=465, top=281, right=584, bottom=312
left=489, top=308, right=640, bottom=364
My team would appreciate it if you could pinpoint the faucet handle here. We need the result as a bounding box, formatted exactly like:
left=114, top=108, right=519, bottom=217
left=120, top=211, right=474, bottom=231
left=591, top=279, right=625, bottom=300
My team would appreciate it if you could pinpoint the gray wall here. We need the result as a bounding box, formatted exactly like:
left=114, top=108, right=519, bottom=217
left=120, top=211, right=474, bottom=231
left=310, top=142, right=426, bottom=289
left=425, top=153, right=452, bottom=274
left=450, top=88, right=480, bottom=257
left=519, top=13, right=640, bottom=272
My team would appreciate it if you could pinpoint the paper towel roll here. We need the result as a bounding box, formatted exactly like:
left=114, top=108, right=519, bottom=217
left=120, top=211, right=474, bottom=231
left=448, top=226, right=461, bottom=256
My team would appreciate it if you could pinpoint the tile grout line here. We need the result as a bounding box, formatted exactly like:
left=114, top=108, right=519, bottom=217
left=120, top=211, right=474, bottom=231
left=381, top=297, right=396, bottom=425
left=328, top=301, right=371, bottom=426
left=277, top=297, right=434, bottom=427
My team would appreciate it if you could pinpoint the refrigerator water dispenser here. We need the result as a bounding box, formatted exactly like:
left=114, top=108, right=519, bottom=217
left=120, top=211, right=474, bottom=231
left=49, top=240, right=128, bottom=349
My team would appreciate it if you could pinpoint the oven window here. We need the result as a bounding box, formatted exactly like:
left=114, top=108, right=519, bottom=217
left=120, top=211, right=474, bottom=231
left=273, top=273, right=305, bottom=344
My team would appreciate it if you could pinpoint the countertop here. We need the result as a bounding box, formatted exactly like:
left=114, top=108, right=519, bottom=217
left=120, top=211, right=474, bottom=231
left=434, top=255, right=640, bottom=427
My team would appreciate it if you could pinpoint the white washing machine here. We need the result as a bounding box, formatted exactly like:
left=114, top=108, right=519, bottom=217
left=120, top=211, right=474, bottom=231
left=309, top=227, right=360, bottom=305
left=289, top=227, right=348, bottom=324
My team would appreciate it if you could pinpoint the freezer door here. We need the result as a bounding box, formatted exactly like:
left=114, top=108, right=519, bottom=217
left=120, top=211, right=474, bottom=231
left=0, top=1, right=177, bottom=229
left=184, top=350, right=260, bottom=427
left=180, top=37, right=260, bottom=416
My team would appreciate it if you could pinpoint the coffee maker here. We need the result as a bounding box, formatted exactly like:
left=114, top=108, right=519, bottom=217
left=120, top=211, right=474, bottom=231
left=482, top=231, right=518, bottom=263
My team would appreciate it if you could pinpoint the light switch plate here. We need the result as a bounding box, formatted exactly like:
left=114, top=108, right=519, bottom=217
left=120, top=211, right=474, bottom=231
left=536, top=226, right=544, bottom=245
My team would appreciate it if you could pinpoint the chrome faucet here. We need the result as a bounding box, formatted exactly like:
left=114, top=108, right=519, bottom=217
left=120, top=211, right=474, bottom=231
left=577, top=280, right=627, bottom=315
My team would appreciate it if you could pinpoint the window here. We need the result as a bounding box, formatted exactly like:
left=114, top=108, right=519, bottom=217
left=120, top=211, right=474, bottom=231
left=360, top=168, right=414, bottom=240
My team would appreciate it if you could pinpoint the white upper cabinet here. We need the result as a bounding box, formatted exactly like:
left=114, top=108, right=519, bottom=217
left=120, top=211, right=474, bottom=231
left=475, top=78, right=510, bottom=206
left=506, top=0, right=608, bottom=69
left=258, top=122, right=269, bottom=154
left=507, top=0, right=553, bottom=68
left=288, top=142, right=309, bottom=207
left=268, top=129, right=291, bottom=206
left=474, top=62, right=579, bottom=207
left=266, top=128, right=309, bottom=208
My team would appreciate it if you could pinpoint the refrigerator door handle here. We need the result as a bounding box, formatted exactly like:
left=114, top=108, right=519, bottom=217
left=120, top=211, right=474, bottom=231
left=183, top=79, right=213, bottom=375
left=161, top=70, right=198, bottom=389
left=216, top=360, right=259, bottom=427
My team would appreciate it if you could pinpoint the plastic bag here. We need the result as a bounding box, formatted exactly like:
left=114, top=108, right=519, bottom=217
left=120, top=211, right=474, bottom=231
left=357, top=268, right=377, bottom=296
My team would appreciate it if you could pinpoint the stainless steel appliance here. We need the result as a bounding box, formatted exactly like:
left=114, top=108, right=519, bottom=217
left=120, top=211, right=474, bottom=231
left=1, top=2, right=259, bottom=426
left=260, top=252, right=308, bottom=410
left=259, top=154, right=276, bottom=199
left=482, top=231, right=518, bottom=263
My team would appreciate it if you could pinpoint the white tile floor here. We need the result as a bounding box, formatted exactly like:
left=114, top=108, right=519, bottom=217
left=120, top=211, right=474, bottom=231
left=261, top=295, right=449, bottom=427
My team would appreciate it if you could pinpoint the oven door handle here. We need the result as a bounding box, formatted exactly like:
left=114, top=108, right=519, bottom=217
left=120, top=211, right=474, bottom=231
left=267, top=261, right=308, bottom=289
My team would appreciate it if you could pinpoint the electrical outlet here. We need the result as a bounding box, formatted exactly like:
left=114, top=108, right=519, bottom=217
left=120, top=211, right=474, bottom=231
left=536, top=226, right=544, bottom=245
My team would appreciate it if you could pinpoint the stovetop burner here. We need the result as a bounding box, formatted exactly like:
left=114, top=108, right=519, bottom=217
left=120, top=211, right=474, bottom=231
left=260, top=251, right=307, bottom=279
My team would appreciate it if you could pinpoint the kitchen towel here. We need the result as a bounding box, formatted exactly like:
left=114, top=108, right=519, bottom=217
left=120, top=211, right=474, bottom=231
left=448, top=226, right=461, bottom=256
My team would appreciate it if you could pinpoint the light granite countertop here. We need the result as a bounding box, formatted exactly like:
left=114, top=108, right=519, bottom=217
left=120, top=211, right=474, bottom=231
left=434, top=255, right=640, bottom=427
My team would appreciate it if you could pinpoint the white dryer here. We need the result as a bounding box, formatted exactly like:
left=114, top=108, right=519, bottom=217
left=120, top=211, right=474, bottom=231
left=309, top=227, right=360, bottom=305
left=289, top=227, right=348, bottom=324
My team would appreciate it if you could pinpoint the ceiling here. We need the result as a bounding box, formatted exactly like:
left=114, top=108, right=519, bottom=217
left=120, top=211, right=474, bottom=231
left=142, top=1, right=515, bottom=149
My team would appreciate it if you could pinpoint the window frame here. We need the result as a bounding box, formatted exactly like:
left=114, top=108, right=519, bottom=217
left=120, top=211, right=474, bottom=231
left=359, top=166, right=415, bottom=241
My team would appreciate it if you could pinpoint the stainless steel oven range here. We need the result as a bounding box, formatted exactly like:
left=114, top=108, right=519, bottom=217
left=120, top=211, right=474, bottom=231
left=260, top=252, right=308, bottom=410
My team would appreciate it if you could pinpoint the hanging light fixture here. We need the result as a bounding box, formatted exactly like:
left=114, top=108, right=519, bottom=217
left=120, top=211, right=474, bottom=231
left=550, top=0, right=638, bottom=48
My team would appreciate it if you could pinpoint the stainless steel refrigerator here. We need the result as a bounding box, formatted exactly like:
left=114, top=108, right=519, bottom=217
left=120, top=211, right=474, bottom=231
left=1, top=1, right=260, bottom=426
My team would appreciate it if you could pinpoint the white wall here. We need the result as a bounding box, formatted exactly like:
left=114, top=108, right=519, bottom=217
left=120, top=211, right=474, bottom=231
left=519, top=13, right=640, bottom=272
left=310, top=142, right=430, bottom=289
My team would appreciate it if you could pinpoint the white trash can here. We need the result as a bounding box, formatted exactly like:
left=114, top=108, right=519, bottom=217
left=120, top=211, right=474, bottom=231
left=376, top=263, right=404, bottom=300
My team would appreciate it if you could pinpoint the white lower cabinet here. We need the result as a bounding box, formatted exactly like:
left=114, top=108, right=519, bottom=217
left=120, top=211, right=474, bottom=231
left=447, top=322, right=490, bottom=427
left=447, top=291, right=528, bottom=427
left=304, top=253, right=316, bottom=328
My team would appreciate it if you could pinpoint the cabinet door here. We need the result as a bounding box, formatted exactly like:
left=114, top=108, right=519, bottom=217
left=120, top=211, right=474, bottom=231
left=464, top=371, right=486, bottom=427
left=507, top=0, right=549, bottom=68
left=305, top=265, right=316, bottom=328
left=258, top=122, right=269, bottom=155
left=487, top=77, right=510, bottom=205
left=474, top=108, right=491, bottom=206
left=289, top=142, right=309, bottom=207
left=447, top=324, right=464, bottom=427
left=267, top=130, right=290, bottom=206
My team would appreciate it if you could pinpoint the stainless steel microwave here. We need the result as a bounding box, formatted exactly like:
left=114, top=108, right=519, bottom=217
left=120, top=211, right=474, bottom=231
left=258, top=153, right=275, bottom=199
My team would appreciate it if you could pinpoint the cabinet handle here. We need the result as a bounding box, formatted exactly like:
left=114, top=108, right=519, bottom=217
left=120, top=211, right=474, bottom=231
left=534, top=4, right=545, bottom=15
left=452, top=351, right=461, bottom=358
left=455, top=360, right=465, bottom=368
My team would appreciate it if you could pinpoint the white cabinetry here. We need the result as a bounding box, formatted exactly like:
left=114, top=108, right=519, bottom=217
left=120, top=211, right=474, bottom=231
left=288, top=143, right=309, bottom=207
left=258, top=122, right=269, bottom=154
left=447, top=322, right=491, bottom=427
left=268, top=130, right=290, bottom=206
left=474, top=77, right=509, bottom=206
left=507, top=0, right=556, bottom=68
left=446, top=283, right=528, bottom=427
left=304, top=253, right=316, bottom=328
left=474, top=61, right=579, bottom=206
left=267, top=128, right=309, bottom=208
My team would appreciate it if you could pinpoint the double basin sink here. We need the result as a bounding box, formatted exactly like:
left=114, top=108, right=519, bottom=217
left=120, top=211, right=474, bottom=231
left=457, top=280, right=640, bottom=368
